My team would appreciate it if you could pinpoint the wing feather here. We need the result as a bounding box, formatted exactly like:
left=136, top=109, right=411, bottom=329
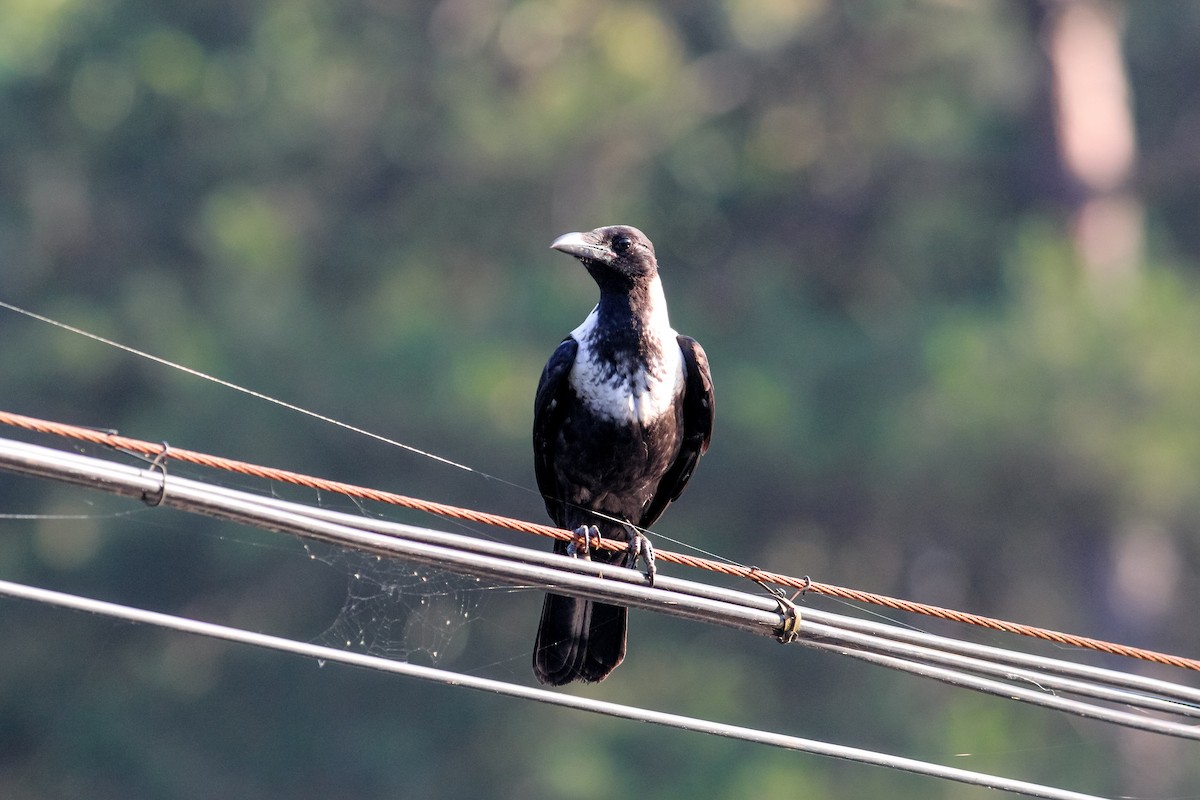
left=532, top=337, right=578, bottom=526
left=640, top=335, right=714, bottom=526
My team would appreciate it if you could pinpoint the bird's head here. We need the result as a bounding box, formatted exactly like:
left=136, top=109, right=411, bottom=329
left=550, top=225, right=658, bottom=289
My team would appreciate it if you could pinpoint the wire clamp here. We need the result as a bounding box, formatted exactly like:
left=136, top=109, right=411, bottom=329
left=748, top=567, right=802, bottom=643
left=771, top=590, right=802, bottom=643
left=141, top=441, right=171, bottom=508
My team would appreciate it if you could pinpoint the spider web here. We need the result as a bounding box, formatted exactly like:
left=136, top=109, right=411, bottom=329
left=305, top=542, right=482, bottom=664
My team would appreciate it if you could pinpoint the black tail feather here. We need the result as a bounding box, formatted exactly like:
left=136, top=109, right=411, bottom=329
left=532, top=592, right=627, bottom=685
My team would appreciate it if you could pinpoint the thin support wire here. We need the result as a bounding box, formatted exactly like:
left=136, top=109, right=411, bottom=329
left=0, top=300, right=484, bottom=476
left=0, top=578, right=1111, bottom=800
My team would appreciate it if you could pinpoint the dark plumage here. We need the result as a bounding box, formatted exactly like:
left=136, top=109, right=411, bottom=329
left=532, top=225, right=715, bottom=685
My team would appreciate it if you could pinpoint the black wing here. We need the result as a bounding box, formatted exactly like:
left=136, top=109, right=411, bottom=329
left=640, top=335, right=715, bottom=526
left=532, top=337, right=578, bottom=526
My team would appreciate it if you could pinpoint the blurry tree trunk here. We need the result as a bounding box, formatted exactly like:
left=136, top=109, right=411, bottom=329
left=1036, top=4, right=1179, bottom=792
left=1042, top=0, right=1143, bottom=280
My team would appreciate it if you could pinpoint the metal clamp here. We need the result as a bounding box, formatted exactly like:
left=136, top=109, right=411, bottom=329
left=771, top=591, right=802, bottom=643
left=748, top=567, right=803, bottom=643
left=141, top=441, right=170, bottom=508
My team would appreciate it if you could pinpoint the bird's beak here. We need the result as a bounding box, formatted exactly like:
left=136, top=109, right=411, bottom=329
left=550, top=231, right=608, bottom=263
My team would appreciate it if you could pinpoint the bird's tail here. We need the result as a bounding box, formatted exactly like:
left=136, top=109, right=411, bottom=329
left=533, top=592, right=627, bottom=685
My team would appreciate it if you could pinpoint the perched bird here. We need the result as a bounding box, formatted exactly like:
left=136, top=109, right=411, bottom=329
left=532, top=225, right=715, bottom=685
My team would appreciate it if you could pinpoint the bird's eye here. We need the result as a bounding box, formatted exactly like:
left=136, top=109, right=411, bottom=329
left=612, top=234, right=632, bottom=254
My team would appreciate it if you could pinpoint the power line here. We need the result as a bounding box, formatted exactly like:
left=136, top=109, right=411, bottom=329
left=1, top=434, right=1197, bottom=742
left=4, top=407, right=1200, bottom=676
left=219, top=482, right=1200, bottom=717
left=0, top=577, right=1113, bottom=800
left=2, top=297, right=1197, bottom=673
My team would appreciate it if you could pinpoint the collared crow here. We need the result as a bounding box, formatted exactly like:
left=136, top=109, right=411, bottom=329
left=532, top=225, right=715, bottom=685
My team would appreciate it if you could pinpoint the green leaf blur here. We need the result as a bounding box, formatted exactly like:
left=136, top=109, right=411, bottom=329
left=1, top=1, right=1198, bottom=797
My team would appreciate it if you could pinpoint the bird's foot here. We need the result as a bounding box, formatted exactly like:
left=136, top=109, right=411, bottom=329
left=566, top=525, right=600, bottom=560
left=626, top=532, right=656, bottom=585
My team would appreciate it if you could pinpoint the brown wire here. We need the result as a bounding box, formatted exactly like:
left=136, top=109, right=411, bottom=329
left=3, top=408, right=1199, bottom=673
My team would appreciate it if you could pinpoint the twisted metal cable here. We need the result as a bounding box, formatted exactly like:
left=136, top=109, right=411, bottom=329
left=2, top=408, right=1199, bottom=674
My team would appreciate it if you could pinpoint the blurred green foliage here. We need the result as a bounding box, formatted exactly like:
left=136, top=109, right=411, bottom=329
left=2, top=1, right=1200, bottom=797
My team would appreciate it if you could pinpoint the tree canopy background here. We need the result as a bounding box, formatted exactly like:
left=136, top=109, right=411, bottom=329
left=2, top=1, right=1199, bottom=797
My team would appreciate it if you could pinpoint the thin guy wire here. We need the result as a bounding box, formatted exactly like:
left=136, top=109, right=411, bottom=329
left=3, top=408, right=1200, bottom=675
left=0, top=300, right=481, bottom=476
left=2, top=435, right=1199, bottom=740
left=0, top=299, right=709, bottom=561
left=0, top=578, right=1113, bottom=800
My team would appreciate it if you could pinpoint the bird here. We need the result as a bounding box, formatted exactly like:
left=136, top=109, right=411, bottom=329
left=532, top=224, right=715, bottom=685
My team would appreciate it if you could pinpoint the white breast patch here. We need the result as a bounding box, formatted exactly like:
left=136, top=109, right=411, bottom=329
left=569, top=303, right=684, bottom=427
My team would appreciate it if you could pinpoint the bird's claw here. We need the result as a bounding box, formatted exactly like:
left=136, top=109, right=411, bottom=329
left=627, top=532, right=656, bottom=585
left=566, top=525, right=600, bottom=560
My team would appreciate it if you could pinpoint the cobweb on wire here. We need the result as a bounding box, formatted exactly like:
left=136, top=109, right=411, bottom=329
left=304, top=542, right=483, bottom=664
left=101, top=450, right=504, bottom=668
